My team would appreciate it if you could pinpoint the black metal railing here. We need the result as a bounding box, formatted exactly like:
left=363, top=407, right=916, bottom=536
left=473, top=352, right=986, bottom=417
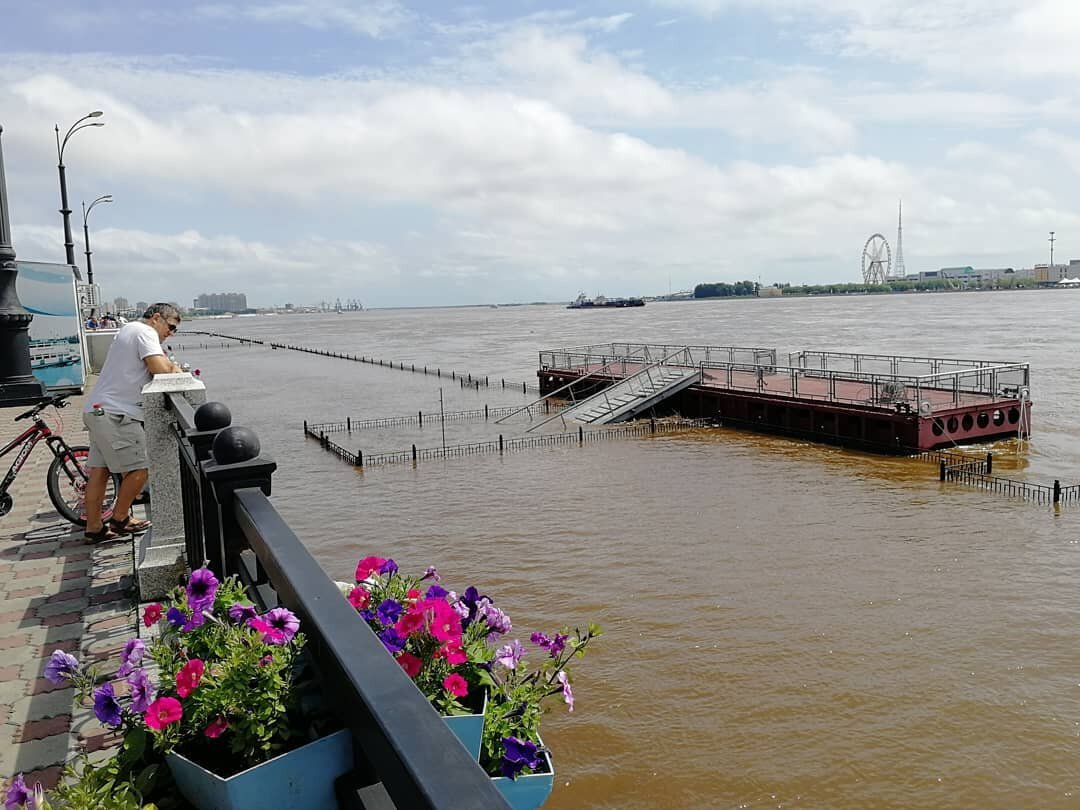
left=167, top=392, right=510, bottom=809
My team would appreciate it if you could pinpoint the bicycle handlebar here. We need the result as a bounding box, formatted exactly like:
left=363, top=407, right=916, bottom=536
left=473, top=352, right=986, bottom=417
left=14, top=394, right=70, bottom=422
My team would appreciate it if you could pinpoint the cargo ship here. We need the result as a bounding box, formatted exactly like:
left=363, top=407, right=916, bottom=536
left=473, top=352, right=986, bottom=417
left=567, top=293, right=645, bottom=309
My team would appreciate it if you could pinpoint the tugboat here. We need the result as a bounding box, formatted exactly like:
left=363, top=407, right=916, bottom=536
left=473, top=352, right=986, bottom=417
left=567, top=292, right=645, bottom=309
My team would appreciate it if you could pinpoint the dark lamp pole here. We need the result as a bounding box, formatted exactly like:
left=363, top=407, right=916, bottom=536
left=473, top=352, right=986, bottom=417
left=56, top=111, right=104, bottom=267
left=0, top=125, right=48, bottom=405
left=82, top=194, right=112, bottom=286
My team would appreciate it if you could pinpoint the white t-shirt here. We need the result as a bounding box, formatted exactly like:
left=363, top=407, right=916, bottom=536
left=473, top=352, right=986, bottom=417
left=84, top=321, right=165, bottom=421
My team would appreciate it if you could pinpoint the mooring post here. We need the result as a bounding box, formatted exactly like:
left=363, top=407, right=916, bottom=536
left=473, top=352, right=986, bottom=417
left=939, top=460, right=946, bottom=482
left=1054, top=480, right=1061, bottom=504
left=986, top=452, right=992, bottom=475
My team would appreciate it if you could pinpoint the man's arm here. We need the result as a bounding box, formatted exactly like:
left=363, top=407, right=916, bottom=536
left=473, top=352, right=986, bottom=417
left=144, top=354, right=183, bottom=374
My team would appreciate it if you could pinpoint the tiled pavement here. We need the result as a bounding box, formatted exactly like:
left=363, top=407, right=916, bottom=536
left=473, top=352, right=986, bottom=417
left=0, top=389, right=139, bottom=794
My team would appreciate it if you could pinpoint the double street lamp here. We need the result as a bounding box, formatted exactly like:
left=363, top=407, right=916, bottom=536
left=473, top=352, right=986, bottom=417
left=55, top=111, right=104, bottom=267
left=82, top=194, right=112, bottom=286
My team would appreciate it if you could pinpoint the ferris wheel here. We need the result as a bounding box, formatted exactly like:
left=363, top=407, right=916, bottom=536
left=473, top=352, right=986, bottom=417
left=861, top=233, right=892, bottom=284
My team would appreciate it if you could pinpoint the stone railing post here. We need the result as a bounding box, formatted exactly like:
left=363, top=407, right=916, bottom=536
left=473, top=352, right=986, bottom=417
left=137, top=372, right=206, bottom=599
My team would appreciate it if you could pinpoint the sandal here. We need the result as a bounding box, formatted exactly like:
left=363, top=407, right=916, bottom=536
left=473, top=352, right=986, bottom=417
left=84, top=526, right=118, bottom=542
left=108, top=515, right=152, bottom=535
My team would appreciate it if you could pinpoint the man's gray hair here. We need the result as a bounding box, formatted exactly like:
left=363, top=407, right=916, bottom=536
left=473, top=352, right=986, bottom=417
left=142, top=303, right=181, bottom=321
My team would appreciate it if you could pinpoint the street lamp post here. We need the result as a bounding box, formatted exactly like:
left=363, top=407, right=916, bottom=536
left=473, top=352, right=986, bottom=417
left=82, top=194, right=112, bottom=286
left=56, top=111, right=104, bottom=267
left=0, top=125, right=48, bottom=405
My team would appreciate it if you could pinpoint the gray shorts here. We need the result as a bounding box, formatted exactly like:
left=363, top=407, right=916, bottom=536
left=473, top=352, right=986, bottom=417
left=83, top=411, right=148, bottom=473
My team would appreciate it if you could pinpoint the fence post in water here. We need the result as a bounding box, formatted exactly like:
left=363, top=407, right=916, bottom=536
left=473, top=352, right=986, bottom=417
left=356, top=450, right=363, bottom=467
left=303, top=419, right=308, bottom=433
left=475, top=381, right=479, bottom=391
left=499, top=434, right=504, bottom=454
left=346, top=417, right=351, bottom=432
left=939, top=460, right=946, bottom=482
left=438, top=368, right=441, bottom=377
left=485, top=404, right=489, bottom=420
left=523, top=382, right=527, bottom=394
left=1054, top=479, right=1061, bottom=504
left=419, top=410, right=423, bottom=427
left=579, top=425, right=584, bottom=445
left=650, top=417, right=656, bottom=434
left=452, top=371, right=456, bottom=380
left=502, top=379, right=505, bottom=388
left=986, top=452, right=992, bottom=475
left=412, top=444, right=417, bottom=463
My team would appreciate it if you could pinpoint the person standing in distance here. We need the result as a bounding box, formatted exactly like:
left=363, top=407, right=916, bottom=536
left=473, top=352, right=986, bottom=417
left=82, top=303, right=184, bottom=541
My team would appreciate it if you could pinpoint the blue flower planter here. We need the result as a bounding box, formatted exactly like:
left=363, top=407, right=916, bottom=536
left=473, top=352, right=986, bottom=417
left=166, top=729, right=352, bottom=810
left=490, top=746, right=555, bottom=810
left=442, top=691, right=487, bottom=760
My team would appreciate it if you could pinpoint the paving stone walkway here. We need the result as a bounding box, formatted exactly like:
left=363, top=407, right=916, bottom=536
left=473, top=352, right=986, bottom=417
left=0, top=389, right=139, bottom=794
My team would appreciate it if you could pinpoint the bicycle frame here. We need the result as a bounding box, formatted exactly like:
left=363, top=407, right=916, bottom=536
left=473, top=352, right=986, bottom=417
left=0, top=420, right=76, bottom=496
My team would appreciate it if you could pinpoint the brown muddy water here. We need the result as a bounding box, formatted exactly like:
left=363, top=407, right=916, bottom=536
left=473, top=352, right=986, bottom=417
left=170, top=291, right=1080, bottom=809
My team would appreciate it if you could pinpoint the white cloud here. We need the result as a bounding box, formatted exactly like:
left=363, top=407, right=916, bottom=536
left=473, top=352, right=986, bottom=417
left=194, top=0, right=412, bottom=37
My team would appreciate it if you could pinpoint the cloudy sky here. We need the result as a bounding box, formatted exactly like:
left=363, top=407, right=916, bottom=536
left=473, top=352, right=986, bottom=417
left=2, top=1, right=1077, bottom=308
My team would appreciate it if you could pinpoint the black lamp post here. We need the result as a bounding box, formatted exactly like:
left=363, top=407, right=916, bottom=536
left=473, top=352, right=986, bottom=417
left=82, top=194, right=112, bottom=286
left=0, top=126, right=48, bottom=405
left=56, top=111, right=104, bottom=267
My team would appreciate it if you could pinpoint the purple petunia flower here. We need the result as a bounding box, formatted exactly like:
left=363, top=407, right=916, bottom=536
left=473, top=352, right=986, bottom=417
left=264, top=607, right=300, bottom=643
left=530, top=631, right=550, bottom=649
left=182, top=610, right=206, bottom=632
left=425, top=584, right=449, bottom=600
left=116, top=637, right=145, bottom=677
left=420, top=565, right=440, bottom=582
left=359, top=609, right=377, bottom=624
left=495, top=639, right=525, bottom=670
left=5, top=773, right=32, bottom=810
left=126, top=668, right=155, bottom=714
left=378, top=559, right=398, bottom=575
left=478, top=601, right=511, bottom=637
left=166, top=607, right=187, bottom=629
left=557, top=671, right=574, bottom=712
left=43, top=650, right=80, bottom=685
left=458, top=586, right=489, bottom=629
left=548, top=633, right=568, bottom=658
left=376, top=599, right=403, bottom=626
left=93, top=682, right=123, bottom=728
left=228, top=603, right=257, bottom=624
left=501, top=736, right=542, bottom=780
left=378, top=627, right=406, bottom=654
left=186, top=568, right=219, bottom=614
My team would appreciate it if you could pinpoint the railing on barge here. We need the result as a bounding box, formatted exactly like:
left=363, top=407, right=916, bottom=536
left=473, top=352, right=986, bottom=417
left=539, top=345, right=1030, bottom=414
left=167, top=392, right=510, bottom=809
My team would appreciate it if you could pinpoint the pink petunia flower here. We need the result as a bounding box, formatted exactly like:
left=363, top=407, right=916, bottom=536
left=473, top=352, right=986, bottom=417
left=145, top=697, right=183, bottom=730
left=347, top=586, right=371, bottom=610
left=355, top=556, right=387, bottom=582
left=143, top=603, right=163, bottom=627
left=204, top=716, right=229, bottom=738
left=426, top=600, right=463, bottom=642
left=396, top=652, right=422, bottom=678
left=442, top=673, right=468, bottom=698
left=176, top=659, right=205, bottom=698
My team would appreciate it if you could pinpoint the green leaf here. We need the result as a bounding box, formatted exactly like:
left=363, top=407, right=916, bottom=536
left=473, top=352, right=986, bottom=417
left=123, top=728, right=146, bottom=760
left=134, top=763, right=159, bottom=795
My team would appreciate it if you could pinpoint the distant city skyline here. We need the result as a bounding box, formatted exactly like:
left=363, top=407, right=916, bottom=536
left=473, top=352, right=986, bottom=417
left=3, top=1, right=1080, bottom=308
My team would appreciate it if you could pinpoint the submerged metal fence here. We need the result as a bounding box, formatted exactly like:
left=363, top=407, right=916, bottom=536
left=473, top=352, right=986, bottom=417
left=305, top=401, right=569, bottom=435
left=909, top=447, right=1080, bottom=505
left=305, top=417, right=714, bottom=467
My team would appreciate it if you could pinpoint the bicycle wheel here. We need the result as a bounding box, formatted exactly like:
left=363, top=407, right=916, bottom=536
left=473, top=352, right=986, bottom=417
left=47, top=446, right=120, bottom=527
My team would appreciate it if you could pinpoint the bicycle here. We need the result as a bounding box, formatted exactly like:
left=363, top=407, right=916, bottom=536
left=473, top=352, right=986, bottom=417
left=0, top=394, right=120, bottom=526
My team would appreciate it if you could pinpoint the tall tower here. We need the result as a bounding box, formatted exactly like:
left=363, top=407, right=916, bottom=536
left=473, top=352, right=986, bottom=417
left=893, top=200, right=906, bottom=279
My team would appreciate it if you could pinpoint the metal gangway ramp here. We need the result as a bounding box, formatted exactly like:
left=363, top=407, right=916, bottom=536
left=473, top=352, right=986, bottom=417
left=526, top=348, right=701, bottom=432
